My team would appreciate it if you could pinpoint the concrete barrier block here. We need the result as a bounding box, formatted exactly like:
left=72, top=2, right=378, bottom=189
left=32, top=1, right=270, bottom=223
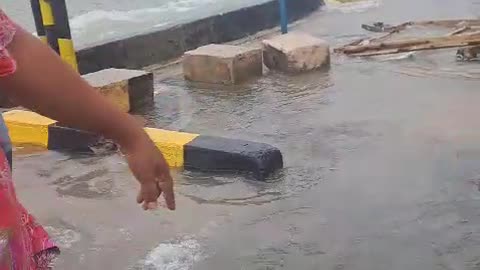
left=4, top=110, right=57, bottom=148
left=48, top=126, right=101, bottom=152
left=184, top=136, right=283, bottom=180
left=263, top=32, right=330, bottom=73
left=3, top=110, right=284, bottom=179
left=3, top=110, right=104, bottom=151
left=83, top=68, right=154, bottom=112
left=183, top=44, right=263, bottom=85
left=145, top=128, right=199, bottom=167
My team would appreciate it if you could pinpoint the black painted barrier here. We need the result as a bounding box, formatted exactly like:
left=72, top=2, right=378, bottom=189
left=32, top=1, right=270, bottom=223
left=184, top=136, right=284, bottom=180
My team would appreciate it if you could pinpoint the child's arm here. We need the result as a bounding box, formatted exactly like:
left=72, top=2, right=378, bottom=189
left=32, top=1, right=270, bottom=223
left=0, top=26, right=175, bottom=211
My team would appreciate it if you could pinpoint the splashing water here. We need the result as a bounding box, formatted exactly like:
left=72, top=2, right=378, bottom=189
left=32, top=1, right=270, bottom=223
left=140, top=237, right=205, bottom=270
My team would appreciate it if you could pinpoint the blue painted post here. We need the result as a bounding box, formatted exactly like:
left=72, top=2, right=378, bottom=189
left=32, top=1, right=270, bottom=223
left=279, top=0, right=288, bottom=34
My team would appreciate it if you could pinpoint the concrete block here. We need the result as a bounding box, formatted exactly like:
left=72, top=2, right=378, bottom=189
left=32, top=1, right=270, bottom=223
left=184, top=136, right=283, bottom=180
left=83, top=68, right=154, bottom=112
left=145, top=128, right=199, bottom=167
left=183, top=44, right=263, bottom=85
left=263, top=32, right=330, bottom=73
left=3, top=110, right=57, bottom=148
left=4, top=109, right=284, bottom=179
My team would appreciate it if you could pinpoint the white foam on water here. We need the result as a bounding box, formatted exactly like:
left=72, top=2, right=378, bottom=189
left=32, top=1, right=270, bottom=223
left=70, top=0, right=216, bottom=31
left=44, top=226, right=81, bottom=249
left=154, top=22, right=171, bottom=29
left=66, top=0, right=273, bottom=46
left=69, top=0, right=222, bottom=45
left=324, top=0, right=382, bottom=13
left=379, top=52, right=416, bottom=61
left=141, top=237, right=205, bottom=270
left=70, top=10, right=138, bottom=30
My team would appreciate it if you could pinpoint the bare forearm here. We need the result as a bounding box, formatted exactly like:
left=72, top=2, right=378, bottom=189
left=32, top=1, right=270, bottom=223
left=0, top=27, right=145, bottom=147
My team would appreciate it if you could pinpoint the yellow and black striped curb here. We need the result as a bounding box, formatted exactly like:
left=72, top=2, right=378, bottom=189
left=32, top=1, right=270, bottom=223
left=4, top=110, right=283, bottom=180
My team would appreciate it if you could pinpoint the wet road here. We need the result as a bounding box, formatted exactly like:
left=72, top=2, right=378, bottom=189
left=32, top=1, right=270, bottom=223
left=13, top=0, right=480, bottom=269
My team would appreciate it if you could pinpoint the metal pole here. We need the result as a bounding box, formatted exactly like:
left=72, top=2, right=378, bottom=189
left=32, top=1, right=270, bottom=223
left=279, top=0, right=288, bottom=34
left=37, top=0, right=78, bottom=71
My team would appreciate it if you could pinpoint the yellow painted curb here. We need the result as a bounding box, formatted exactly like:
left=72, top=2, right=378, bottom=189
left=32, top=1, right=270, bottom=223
left=3, top=110, right=57, bottom=148
left=2, top=110, right=201, bottom=168
left=145, top=128, right=199, bottom=167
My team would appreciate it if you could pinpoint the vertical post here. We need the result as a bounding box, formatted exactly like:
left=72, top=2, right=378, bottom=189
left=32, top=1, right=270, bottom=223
left=279, top=0, right=288, bottom=34
left=30, top=0, right=47, bottom=43
left=37, top=0, right=78, bottom=71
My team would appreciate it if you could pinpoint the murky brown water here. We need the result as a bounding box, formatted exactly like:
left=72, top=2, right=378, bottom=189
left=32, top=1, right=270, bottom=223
left=11, top=0, right=480, bottom=269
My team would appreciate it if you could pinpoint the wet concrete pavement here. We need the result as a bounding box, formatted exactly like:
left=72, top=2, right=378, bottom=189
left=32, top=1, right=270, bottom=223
left=12, top=0, right=480, bottom=269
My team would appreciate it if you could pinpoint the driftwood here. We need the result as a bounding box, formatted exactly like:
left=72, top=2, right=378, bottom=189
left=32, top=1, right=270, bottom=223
left=334, top=22, right=411, bottom=53
left=335, top=19, right=480, bottom=56
left=447, top=26, right=471, bottom=36
left=361, top=22, right=396, bottom=33
left=342, top=35, right=480, bottom=57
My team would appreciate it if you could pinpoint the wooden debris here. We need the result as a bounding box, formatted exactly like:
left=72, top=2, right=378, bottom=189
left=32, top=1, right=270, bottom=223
left=361, top=22, right=396, bottom=33
left=447, top=26, right=471, bottom=36
left=457, top=46, right=480, bottom=61
left=336, top=19, right=480, bottom=57
left=334, top=22, right=412, bottom=53
left=343, top=35, right=480, bottom=57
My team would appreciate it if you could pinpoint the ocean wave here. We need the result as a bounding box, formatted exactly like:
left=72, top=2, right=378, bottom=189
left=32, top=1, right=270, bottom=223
left=69, top=0, right=217, bottom=31
left=324, top=0, right=382, bottom=13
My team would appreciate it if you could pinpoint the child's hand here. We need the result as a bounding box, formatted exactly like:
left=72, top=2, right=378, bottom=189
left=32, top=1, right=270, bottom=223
left=123, top=134, right=175, bottom=211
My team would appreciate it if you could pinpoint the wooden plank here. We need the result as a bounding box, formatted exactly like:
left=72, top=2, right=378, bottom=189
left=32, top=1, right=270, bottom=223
left=348, top=38, right=480, bottom=57
left=447, top=26, right=471, bottom=36
left=341, top=34, right=480, bottom=54
left=335, top=19, right=480, bottom=53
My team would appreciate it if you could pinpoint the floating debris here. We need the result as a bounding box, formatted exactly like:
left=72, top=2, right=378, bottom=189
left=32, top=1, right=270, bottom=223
left=336, top=19, right=480, bottom=59
left=361, top=22, right=396, bottom=33
left=456, top=46, right=480, bottom=61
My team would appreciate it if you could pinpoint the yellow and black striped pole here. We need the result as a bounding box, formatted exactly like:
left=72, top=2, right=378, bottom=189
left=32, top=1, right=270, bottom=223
left=31, top=0, right=78, bottom=71
left=30, top=0, right=47, bottom=43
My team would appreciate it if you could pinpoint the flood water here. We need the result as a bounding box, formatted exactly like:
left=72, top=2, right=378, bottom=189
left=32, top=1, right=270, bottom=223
left=11, top=0, right=480, bottom=269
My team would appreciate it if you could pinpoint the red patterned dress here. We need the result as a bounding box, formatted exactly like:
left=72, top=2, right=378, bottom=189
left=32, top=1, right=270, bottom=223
left=0, top=9, right=58, bottom=270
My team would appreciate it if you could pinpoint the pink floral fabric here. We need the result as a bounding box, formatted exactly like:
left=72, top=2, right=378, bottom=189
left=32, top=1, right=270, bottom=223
left=0, top=9, right=58, bottom=269
left=0, top=9, right=17, bottom=77
left=0, top=149, right=58, bottom=269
